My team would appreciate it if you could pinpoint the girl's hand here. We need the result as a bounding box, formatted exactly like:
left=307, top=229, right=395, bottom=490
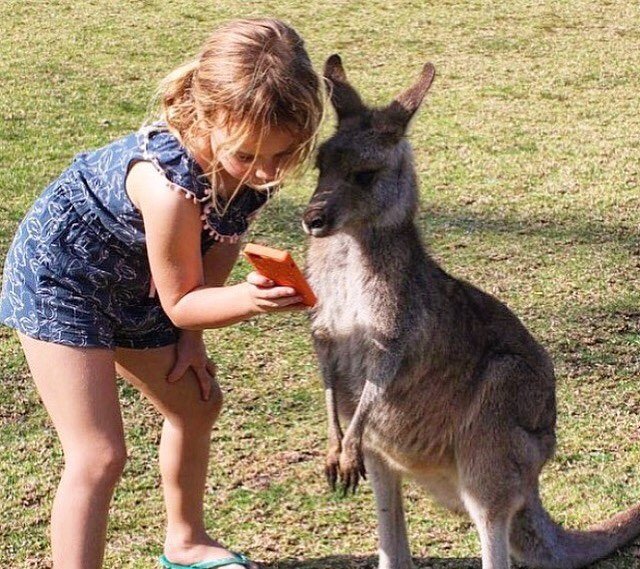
left=167, top=330, right=217, bottom=401
left=243, top=271, right=306, bottom=314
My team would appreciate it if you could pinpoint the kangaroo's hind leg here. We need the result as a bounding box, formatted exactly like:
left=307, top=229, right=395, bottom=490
left=458, top=354, right=555, bottom=569
left=460, top=488, right=521, bottom=569
left=366, top=451, right=414, bottom=569
left=458, top=441, right=525, bottom=569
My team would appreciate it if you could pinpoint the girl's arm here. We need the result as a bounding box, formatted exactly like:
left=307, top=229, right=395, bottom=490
left=202, top=240, right=242, bottom=287
left=126, top=162, right=303, bottom=330
left=165, top=241, right=241, bottom=398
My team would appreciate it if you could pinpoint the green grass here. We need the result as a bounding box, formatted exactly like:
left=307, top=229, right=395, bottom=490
left=1, top=1, right=640, bottom=567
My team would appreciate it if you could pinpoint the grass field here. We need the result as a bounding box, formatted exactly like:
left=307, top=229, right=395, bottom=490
left=1, top=1, right=639, bottom=567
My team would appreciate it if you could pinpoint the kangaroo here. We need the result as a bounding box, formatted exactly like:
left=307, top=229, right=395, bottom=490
left=302, top=54, right=640, bottom=569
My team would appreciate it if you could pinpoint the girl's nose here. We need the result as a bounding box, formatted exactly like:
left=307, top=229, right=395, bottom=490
left=254, top=160, right=278, bottom=182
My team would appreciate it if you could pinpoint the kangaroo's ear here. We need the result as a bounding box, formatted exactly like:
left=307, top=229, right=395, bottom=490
left=324, top=54, right=366, bottom=122
left=373, top=62, right=436, bottom=140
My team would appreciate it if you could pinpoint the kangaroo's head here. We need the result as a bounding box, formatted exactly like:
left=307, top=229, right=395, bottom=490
left=303, top=55, right=435, bottom=238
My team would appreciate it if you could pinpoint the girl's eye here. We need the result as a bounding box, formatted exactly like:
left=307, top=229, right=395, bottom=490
left=353, top=169, right=379, bottom=186
left=236, top=153, right=254, bottom=163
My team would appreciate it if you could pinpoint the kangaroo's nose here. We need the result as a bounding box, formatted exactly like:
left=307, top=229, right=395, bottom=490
left=308, top=214, right=326, bottom=230
left=302, top=207, right=328, bottom=236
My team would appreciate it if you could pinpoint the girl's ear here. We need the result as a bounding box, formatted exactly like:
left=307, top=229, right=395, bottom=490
left=323, top=54, right=366, bottom=123
left=372, top=62, right=436, bottom=141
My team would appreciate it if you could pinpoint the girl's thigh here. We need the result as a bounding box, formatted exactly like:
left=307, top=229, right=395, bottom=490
left=18, top=333, right=125, bottom=460
left=114, top=345, right=221, bottom=425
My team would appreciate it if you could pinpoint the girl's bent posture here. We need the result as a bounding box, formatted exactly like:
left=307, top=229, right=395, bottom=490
left=0, top=19, right=323, bottom=569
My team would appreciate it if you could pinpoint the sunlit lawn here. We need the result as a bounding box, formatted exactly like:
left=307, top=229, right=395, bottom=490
left=1, top=1, right=639, bottom=567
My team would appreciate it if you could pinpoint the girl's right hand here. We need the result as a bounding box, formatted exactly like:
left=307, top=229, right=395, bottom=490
left=243, top=271, right=306, bottom=314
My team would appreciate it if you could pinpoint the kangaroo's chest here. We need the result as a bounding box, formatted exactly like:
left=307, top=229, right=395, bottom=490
left=308, top=239, right=391, bottom=387
left=307, top=239, right=459, bottom=470
left=308, top=238, right=376, bottom=336
left=313, top=266, right=371, bottom=336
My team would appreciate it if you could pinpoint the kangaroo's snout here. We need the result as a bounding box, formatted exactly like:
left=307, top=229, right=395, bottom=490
left=302, top=205, right=330, bottom=237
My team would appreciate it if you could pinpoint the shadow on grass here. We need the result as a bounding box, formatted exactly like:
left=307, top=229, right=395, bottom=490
left=261, top=555, right=480, bottom=569
left=257, top=195, right=639, bottom=254
left=1, top=189, right=637, bottom=262
left=419, top=204, right=640, bottom=250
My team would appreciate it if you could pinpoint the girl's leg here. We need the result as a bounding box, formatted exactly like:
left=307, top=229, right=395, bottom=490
left=18, top=333, right=125, bottom=569
left=115, top=345, right=250, bottom=568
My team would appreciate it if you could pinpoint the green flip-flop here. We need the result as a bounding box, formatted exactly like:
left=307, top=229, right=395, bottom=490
left=158, top=552, right=252, bottom=568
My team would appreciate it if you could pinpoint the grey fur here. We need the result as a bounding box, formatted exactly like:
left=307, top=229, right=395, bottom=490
left=303, top=55, right=640, bottom=569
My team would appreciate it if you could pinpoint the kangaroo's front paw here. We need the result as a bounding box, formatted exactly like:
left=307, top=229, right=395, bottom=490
left=338, top=439, right=366, bottom=495
left=325, top=441, right=341, bottom=491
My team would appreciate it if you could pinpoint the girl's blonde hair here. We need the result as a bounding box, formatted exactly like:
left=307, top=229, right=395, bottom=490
left=157, top=18, right=324, bottom=208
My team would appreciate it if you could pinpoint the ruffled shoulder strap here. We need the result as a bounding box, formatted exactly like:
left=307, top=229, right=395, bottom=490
left=201, top=186, right=275, bottom=245
left=139, top=122, right=212, bottom=204
left=136, top=123, right=278, bottom=246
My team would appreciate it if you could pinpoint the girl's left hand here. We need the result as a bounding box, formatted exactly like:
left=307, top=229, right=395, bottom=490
left=167, top=330, right=217, bottom=401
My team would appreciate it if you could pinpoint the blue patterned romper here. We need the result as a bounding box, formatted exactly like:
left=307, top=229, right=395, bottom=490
left=0, top=123, right=271, bottom=349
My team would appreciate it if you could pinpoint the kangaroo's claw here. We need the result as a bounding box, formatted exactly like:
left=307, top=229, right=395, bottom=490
left=325, top=461, right=338, bottom=491
left=338, top=439, right=365, bottom=495
left=325, top=442, right=342, bottom=492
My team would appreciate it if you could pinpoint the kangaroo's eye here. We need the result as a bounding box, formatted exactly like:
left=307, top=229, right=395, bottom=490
left=353, top=169, right=379, bottom=186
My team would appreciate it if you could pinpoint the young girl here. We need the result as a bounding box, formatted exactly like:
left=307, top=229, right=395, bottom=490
left=0, top=18, right=323, bottom=569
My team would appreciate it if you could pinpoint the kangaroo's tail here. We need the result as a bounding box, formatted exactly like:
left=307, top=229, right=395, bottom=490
left=510, top=495, right=640, bottom=568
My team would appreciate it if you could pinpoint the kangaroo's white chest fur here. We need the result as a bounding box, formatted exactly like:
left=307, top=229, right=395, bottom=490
left=308, top=234, right=376, bottom=338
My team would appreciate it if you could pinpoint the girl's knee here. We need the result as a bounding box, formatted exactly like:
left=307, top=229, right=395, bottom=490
left=198, top=381, right=224, bottom=425
left=209, top=380, right=223, bottom=415
left=64, top=443, right=127, bottom=488
left=175, top=381, right=223, bottom=430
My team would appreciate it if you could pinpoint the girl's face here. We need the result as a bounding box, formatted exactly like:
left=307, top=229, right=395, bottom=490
left=210, top=124, right=298, bottom=190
